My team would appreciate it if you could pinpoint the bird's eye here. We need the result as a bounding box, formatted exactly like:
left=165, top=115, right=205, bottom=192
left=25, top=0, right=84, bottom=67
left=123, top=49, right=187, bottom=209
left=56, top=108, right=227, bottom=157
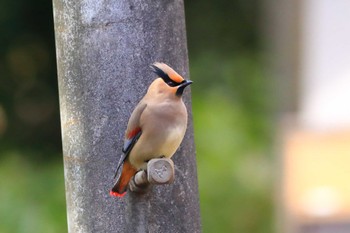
left=166, top=80, right=178, bottom=87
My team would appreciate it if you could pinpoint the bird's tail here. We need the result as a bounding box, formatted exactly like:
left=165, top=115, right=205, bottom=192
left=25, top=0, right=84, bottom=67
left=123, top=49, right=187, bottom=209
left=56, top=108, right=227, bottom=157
left=110, top=160, right=137, bottom=197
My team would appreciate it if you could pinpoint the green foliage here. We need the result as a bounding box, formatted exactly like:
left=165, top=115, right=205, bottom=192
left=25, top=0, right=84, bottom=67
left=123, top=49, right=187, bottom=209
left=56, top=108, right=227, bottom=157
left=190, top=52, right=274, bottom=233
left=0, top=152, right=67, bottom=233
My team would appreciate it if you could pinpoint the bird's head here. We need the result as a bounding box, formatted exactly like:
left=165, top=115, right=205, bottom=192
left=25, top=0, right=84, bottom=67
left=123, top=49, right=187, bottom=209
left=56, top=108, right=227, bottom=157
left=150, top=62, right=193, bottom=97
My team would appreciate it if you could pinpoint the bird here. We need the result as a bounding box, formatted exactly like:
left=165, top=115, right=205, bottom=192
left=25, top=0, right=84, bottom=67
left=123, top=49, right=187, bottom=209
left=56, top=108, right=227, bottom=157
left=110, top=62, right=193, bottom=197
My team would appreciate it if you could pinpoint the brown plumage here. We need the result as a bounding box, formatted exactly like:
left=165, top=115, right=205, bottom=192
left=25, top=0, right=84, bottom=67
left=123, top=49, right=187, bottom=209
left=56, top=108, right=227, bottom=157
left=110, top=62, right=192, bottom=197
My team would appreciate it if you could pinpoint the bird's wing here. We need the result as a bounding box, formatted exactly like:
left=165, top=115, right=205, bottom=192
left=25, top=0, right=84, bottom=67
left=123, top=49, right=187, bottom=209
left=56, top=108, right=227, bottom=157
left=123, top=101, right=147, bottom=153
left=113, top=102, right=147, bottom=178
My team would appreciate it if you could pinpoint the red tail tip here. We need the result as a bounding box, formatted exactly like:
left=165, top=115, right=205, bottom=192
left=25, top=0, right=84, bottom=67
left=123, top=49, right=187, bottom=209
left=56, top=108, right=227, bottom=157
left=110, top=190, right=126, bottom=198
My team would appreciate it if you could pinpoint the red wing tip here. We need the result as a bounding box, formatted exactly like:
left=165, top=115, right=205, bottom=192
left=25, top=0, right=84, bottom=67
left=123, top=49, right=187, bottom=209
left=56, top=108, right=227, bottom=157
left=110, top=190, right=126, bottom=198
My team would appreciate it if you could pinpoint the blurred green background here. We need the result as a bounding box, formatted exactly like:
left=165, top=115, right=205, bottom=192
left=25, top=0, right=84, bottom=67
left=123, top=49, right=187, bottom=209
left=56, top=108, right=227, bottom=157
left=0, top=0, right=274, bottom=232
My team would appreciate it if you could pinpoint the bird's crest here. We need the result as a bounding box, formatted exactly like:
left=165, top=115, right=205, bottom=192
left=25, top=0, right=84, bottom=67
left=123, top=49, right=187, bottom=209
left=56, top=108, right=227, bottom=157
left=150, top=62, right=184, bottom=87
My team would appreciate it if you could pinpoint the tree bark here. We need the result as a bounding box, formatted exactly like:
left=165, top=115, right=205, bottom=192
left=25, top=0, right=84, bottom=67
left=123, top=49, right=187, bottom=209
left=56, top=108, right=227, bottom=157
left=52, top=0, right=201, bottom=232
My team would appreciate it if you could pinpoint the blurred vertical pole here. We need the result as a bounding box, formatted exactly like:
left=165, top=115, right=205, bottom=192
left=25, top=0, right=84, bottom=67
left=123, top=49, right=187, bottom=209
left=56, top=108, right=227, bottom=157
left=52, top=0, right=201, bottom=232
left=263, top=1, right=302, bottom=232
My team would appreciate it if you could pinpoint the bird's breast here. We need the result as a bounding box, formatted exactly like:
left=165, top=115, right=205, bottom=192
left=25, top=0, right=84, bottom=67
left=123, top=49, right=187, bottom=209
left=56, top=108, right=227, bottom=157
left=143, top=101, right=187, bottom=150
left=128, top=100, right=188, bottom=169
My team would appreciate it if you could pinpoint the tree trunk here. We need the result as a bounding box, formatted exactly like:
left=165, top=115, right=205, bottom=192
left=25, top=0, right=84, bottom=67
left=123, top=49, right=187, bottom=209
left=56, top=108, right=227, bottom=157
left=52, top=0, right=201, bottom=232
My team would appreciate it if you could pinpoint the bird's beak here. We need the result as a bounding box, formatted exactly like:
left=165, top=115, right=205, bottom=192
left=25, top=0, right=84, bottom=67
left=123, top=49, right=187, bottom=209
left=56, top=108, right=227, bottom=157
left=179, top=80, right=193, bottom=88
left=176, top=80, right=193, bottom=96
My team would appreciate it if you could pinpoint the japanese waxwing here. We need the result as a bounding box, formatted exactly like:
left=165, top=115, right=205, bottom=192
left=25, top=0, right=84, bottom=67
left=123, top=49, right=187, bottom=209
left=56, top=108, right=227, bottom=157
left=110, top=62, right=193, bottom=197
